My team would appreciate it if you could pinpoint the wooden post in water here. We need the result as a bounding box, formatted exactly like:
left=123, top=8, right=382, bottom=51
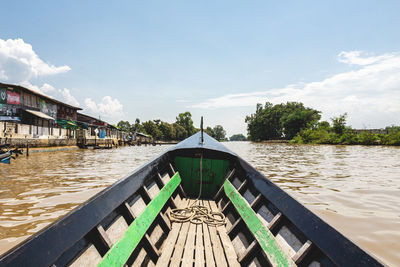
left=26, top=144, right=29, bottom=157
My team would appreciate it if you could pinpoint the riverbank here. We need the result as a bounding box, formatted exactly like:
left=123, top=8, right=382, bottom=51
left=291, top=128, right=400, bottom=146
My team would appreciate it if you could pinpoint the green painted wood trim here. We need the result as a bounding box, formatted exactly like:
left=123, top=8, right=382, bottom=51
left=98, top=172, right=181, bottom=267
left=224, top=180, right=295, bottom=267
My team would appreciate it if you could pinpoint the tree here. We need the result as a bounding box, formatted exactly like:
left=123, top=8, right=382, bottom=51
left=132, top=118, right=145, bottom=133
left=159, top=122, right=176, bottom=140
left=280, top=102, right=321, bottom=139
left=318, top=121, right=330, bottom=129
left=173, top=123, right=187, bottom=140
left=331, top=113, right=347, bottom=135
left=142, top=120, right=162, bottom=140
left=230, top=134, right=246, bottom=141
left=153, top=119, right=161, bottom=126
left=245, top=102, right=283, bottom=141
left=212, top=125, right=226, bottom=141
left=176, top=112, right=195, bottom=136
left=205, top=126, right=214, bottom=137
left=245, top=102, right=320, bottom=141
left=117, top=120, right=131, bottom=132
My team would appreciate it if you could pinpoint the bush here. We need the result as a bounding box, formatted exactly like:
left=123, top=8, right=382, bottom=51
left=357, top=132, right=379, bottom=145
left=382, top=130, right=400, bottom=145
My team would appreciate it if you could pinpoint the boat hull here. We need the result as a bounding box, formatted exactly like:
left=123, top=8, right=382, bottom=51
left=0, top=132, right=382, bottom=266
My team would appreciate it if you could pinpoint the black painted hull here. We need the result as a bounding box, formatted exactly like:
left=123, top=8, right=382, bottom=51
left=0, top=133, right=382, bottom=266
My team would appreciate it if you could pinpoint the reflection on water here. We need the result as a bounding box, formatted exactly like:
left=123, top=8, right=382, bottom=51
left=0, top=143, right=399, bottom=265
left=224, top=142, right=400, bottom=266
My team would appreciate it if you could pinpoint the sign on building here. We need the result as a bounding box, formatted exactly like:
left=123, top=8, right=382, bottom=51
left=7, top=91, right=20, bottom=105
left=40, top=99, right=57, bottom=119
left=0, top=88, right=7, bottom=104
left=0, top=88, right=21, bottom=105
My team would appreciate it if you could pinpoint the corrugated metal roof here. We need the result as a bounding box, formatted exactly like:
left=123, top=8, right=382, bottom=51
left=0, top=82, right=82, bottom=110
left=24, top=109, right=55, bottom=120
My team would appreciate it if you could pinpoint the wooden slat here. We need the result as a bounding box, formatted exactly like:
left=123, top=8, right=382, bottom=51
left=143, top=234, right=160, bottom=262
left=227, top=217, right=242, bottom=236
left=202, top=207, right=215, bottom=267
left=237, top=179, right=248, bottom=193
left=213, top=169, right=235, bottom=200
left=96, top=225, right=113, bottom=249
left=250, top=194, right=262, bottom=208
left=157, top=172, right=164, bottom=184
left=178, top=184, right=188, bottom=198
left=98, top=172, right=181, bottom=267
left=155, top=199, right=188, bottom=267
left=205, top=200, right=228, bottom=267
left=181, top=221, right=197, bottom=266
left=209, top=201, right=240, bottom=267
left=158, top=212, right=171, bottom=231
left=292, top=240, right=312, bottom=264
left=123, top=202, right=136, bottom=221
left=169, top=199, right=193, bottom=267
left=224, top=180, right=295, bottom=267
left=125, top=198, right=171, bottom=234
left=140, top=186, right=152, bottom=206
left=169, top=163, right=176, bottom=174
left=222, top=201, right=231, bottom=213
left=238, top=239, right=258, bottom=263
left=194, top=223, right=205, bottom=267
left=268, top=212, right=282, bottom=231
left=121, top=203, right=160, bottom=259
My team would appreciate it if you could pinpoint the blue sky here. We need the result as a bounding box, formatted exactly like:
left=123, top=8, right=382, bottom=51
left=1, top=1, right=400, bottom=135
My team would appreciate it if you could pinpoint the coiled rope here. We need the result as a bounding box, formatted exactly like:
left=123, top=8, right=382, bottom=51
left=169, top=154, right=226, bottom=226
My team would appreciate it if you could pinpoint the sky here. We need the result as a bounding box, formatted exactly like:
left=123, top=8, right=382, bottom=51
left=0, top=1, right=399, bottom=136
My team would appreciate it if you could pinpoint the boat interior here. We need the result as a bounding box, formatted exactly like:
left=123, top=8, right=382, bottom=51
left=1, top=134, right=380, bottom=267
left=68, top=155, right=323, bottom=267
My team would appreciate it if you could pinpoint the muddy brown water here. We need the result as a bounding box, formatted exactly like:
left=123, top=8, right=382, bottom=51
left=0, top=142, right=399, bottom=265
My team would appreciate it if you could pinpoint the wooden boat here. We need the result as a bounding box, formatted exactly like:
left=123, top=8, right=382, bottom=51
left=0, top=151, right=11, bottom=164
left=0, top=132, right=382, bottom=266
left=0, top=147, right=22, bottom=164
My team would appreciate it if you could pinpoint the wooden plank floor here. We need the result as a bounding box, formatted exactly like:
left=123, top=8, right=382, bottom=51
left=156, top=199, right=240, bottom=267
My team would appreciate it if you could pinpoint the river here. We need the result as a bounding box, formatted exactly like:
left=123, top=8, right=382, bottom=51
left=0, top=142, right=399, bottom=266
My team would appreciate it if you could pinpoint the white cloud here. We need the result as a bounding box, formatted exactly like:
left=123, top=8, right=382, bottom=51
left=40, top=83, right=57, bottom=94
left=0, top=38, right=70, bottom=83
left=337, top=51, right=394, bottom=66
left=60, top=88, right=80, bottom=107
left=191, top=51, right=400, bottom=128
left=0, top=38, right=82, bottom=107
left=84, top=96, right=123, bottom=122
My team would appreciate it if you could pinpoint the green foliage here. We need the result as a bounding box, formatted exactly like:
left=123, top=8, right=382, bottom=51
left=357, top=131, right=379, bottom=145
left=205, top=126, right=214, bottom=137
left=172, top=123, right=187, bottom=140
left=245, top=102, right=320, bottom=141
left=204, top=125, right=227, bottom=141
left=132, top=118, right=145, bottom=133
left=117, top=114, right=200, bottom=141
left=117, top=120, right=131, bottom=132
left=280, top=102, right=321, bottom=139
left=211, top=125, right=227, bottom=141
left=230, top=134, right=247, bottom=141
left=382, top=130, right=400, bottom=145
left=176, top=112, right=195, bottom=136
left=292, top=114, right=400, bottom=146
left=142, top=120, right=162, bottom=139
left=159, top=122, right=176, bottom=141
left=331, top=113, right=348, bottom=135
left=317, top=121, right=330, bottom=130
